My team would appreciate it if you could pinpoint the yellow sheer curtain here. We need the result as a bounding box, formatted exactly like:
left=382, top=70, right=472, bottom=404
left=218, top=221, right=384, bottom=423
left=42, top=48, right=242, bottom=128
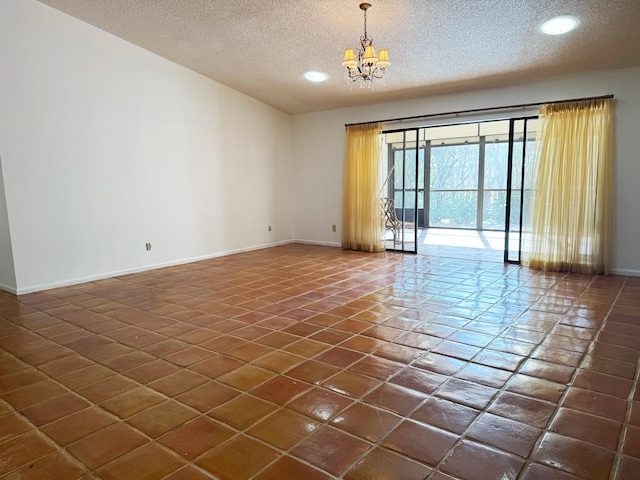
left=523, top=98, right=612, bottom=274
left=342, top=123, right=385, bottom=252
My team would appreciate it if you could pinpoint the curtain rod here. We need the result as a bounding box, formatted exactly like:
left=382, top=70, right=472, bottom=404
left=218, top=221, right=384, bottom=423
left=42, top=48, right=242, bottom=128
left=344, top=94, right=614, bottom=127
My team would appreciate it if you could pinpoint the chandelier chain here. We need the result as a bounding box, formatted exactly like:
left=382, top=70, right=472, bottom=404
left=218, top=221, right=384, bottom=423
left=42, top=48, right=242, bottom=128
left=363, top=7, right=367, bottom=39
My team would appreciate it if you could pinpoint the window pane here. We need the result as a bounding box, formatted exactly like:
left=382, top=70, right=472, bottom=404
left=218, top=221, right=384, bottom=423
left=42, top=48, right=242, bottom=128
left=393, top=194, right=424, bottom=211
left=429, top=191, right=477, bottom=228
left=523, top=139, right=536, bottom=189
left=394, top=191, right=412, bottom=208
left=482, top=190, right=506, bottom=230
left=418, top=147, right=425, bottom=192
left=394, top=191, right=402, bottom=207
left=430, top=144, right=479, bottom=190
left=392, top=192, right=418, bottom=227
left=405, top=149, right=416, bottom=190
left=393, top=150, right=404, bottom=187
left=507, top=190, right=522, bottom=261
left=511, top=141, right=523, bottom=190
left=392, top=150, right=418, bottom=189
left=484, top=142, right=509, bottom=189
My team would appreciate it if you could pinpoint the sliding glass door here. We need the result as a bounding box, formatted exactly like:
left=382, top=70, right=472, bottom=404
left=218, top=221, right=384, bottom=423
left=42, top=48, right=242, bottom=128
left=383, top=118, right=537, bottom=261
left=505, top=117, right=537, bottom=263
left=382, top=130, right=419, bottom=253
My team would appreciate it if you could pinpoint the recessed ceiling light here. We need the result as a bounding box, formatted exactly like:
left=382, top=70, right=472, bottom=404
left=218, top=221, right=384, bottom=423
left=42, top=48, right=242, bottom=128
left=541, top=15, right=579, bottom=35
left=303, top=71, right=328, bottom=82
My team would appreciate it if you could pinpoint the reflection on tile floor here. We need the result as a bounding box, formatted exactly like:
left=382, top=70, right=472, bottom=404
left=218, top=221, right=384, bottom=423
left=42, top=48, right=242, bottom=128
left=1, top=243, right=639, bottom=479
left=386, top=228, right=506, bottom=263
left=420, top=229, right=506, bottom=263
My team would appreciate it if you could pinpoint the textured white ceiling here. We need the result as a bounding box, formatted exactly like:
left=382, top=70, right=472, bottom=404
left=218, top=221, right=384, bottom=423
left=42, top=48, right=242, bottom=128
left=37, top=0, right=640, bottom=114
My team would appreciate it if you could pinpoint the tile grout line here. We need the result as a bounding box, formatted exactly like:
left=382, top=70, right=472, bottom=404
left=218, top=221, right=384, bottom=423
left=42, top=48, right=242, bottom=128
left=2, top=246, right=638, bottom=479
left=515, top=274, right=625, bottom=480
left=609, top=276, right=640, bottom=480
left=328, top=266, right=549, bottom=479
left=425, top=270, right=594, bottom=479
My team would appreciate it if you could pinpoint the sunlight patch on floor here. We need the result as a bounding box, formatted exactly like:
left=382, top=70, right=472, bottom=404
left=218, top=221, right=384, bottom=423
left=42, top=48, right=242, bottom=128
left=421, top=229, right=504, bottom=250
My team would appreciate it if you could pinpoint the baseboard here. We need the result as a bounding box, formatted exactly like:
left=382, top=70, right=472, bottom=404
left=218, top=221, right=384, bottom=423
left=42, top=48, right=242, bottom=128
left=15, top=240, right=294, bottom=295
left=15, top=243, right=638, bottom=295
left=0, top=282, right=18, bottom=295
left=610, top=268, right=640, bottom=277
left=294, top=239, right=342, bottom=248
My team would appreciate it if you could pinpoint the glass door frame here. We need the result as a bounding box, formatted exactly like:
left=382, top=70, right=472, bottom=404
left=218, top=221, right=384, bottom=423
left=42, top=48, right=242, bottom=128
left=383, top=128, right=419, bottom=253
left=504, top=116, right=538, bottom=264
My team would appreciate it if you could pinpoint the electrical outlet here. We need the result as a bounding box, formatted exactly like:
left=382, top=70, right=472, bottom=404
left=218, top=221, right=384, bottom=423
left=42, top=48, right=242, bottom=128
left=332, top=224, right=336, bottom=232
left=145, top=243, right=151, bottom=251
left=268, top=226, right=272, bottom=232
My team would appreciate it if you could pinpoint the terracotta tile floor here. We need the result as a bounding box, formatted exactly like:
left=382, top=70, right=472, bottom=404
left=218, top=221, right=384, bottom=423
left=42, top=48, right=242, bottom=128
left=1, top=243, right=639, bottom=480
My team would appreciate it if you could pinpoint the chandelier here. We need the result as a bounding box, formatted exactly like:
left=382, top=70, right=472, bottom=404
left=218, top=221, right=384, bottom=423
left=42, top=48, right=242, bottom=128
left=342, top=3, right=390, bottom=84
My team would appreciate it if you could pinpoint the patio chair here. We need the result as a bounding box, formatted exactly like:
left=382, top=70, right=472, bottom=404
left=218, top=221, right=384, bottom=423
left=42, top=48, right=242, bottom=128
left=381, top=197, right=414, bottom=247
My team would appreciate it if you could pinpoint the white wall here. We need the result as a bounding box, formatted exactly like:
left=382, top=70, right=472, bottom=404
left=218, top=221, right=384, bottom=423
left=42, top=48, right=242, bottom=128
left=0, top=0, right=293, bottom=293
left=2, top=1, right=637, bottom=294
left=292, top=67, right=640, bottom=275
left=0, top=158, right=17, bottom=293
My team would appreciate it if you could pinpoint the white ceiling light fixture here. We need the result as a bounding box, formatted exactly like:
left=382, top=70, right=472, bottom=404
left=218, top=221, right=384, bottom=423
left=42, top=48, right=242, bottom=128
left=541, top=15, right=579, bottom=35
left=303, top=71, right=329, bottom=82
left=342, top=3, right=390, bottom=85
